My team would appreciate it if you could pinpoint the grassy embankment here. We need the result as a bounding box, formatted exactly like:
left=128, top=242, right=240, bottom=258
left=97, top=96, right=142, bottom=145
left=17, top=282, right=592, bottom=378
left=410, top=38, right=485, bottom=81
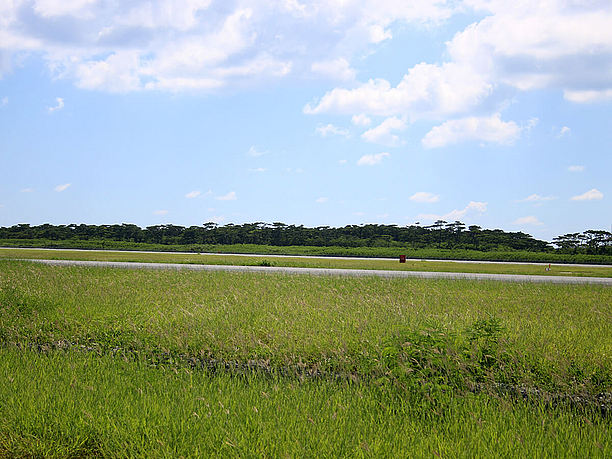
left=0, top=260, right=610, bottom=456
left=2, top=247, right=612, bottom=278
left=2, top=238, right=611, bottom=264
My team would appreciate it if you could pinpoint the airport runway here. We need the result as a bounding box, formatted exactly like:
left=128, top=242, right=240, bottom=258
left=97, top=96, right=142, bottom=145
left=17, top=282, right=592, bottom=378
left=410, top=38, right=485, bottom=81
left=2, top=246, right=610, bottom=268
left=22, top=259, right=612, bottom=285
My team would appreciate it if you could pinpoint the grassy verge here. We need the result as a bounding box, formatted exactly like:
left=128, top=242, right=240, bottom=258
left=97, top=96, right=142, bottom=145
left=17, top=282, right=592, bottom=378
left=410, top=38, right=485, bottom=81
left=2, top=247, right=612, bottom=277
left=1, top=260, right=610, bottom=456
left=2, top=238, right=611, bottom=264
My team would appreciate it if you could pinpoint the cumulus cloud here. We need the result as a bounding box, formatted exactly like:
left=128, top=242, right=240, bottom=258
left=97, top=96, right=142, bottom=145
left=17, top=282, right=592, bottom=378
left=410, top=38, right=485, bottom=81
left=351, top=114, right=371, bottom=126
left=247, top=146, right=266, bottom=157
left=54, top=183, right=70, bottom=192
left=216, top=191, right=237, bottom=201
left=33, top=0, right=99, bottom=18
left=0, top=1, right=455, bottom=93
left=518, top=194, right=556, bottom=203
left=357, top=152, right=390, bottom=166
left=48, top=97, right=64, bottom=112
left=185, top=190, right=201, bottom=199
left=316, top=124, right=349, bottom=137
left=513, top=216, right=543, bottom=226
left=305, top=63, right=491, bottom=120
left=410, top=192, right=439, bottom=203
left=571, top=189, right=603, bottom=201
left=304, top=0, right=612, bottom=131
left=422, top=113, right=522, bottom=148
left=451, top=1, right=612, bottom=99
left=557, top=126, right=571, bottom=138
left=361, top=117, right=406, bottom=146
left=563, top=89, right=612, bottom=104
left=568, top=165, right=585, bottom=172
left=417, top=201, right=487, bottom=222
left=311, top=58, right=355, bottom=81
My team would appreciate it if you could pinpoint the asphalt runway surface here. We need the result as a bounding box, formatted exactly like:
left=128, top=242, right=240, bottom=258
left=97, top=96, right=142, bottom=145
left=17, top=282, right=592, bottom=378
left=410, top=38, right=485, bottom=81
left=2, top=247, right=610, bottom=268
left=23, top=259, right=612, bottom=285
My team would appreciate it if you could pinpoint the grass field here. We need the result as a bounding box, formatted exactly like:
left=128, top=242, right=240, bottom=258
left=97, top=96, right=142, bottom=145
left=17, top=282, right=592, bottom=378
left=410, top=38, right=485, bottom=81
left=1, top=260, right=610, bottom=456
left=2, top=247, right=612, bottom=278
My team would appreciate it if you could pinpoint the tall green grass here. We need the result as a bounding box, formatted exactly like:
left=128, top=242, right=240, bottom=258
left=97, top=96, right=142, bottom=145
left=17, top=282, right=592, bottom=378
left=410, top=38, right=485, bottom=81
left=0, top=349, right=609, bottom=458
left=1, top=260, right=610, bottom=392
left=1, top=260, right=610, bottom=456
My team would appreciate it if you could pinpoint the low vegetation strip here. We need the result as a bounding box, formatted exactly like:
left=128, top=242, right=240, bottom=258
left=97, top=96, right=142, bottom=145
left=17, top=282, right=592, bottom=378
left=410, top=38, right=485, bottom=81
left=2, top=247, right=612, bottom=278
left=1, top=260, right=610, bottom=455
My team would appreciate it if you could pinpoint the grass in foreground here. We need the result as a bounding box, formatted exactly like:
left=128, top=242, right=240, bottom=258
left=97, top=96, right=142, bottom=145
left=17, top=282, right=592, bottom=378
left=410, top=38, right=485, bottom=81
left=1, top=260, right=610, bottom=456
left=2, top=247, right=612, bottom=277
left=1, top=349, right=609, bottom=458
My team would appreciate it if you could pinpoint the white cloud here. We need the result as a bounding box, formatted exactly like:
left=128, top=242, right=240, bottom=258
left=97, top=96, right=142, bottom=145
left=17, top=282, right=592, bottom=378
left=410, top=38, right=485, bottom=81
left=452, top=2, right=612, bottom=99
left=410, top=192, right=439, bottom=203
left=316, top=124, right=349, bottom=137
left=304, top=1, right=612, bottom=128
left=54, top=183, right=70, bottom=192
left=357, top=152, right=390, bottom=166
left=20, top=188, right=34, bottom=193
left=153, top=209, right=168, bottom=215
left=1, top=97, right=7, bottom=106
left=361, top=117, right=406, bottom=146
left=305, top=63, right=491, bottom=120
left=417, top=201, right=487, bottom=222
left=557, top=126, right=571, bottom=138
left=571, top=189, right=603, bottom=201
left=315, top=197, right=328, bottom=203
left=563, top=89, right=612, bottom=104
left=48, top=97, right=64, bottom=112
left=247, top=146, right=266, bottom=157
left=249, top=167, right=266, bottom=172
left=513, top=216, right=543, bottom=226
left=185, top=190, right=201, bottom=199
left=422, top=113, right=521, bottom=149
left=216, top=191, right=237, bottom=201
left=338, top=159, right=347, bottom=165
left=311, top=58, right=355, bottom=81
left=367, top=24, right=392, bottom=43
left=351, top=114, right=371, bottom=127
left=568, top=165, right=585, bottom=172
left=518, top=194, right=556, bottom=203
left=0, top=1, right=455, bottom=93
left=33, top=0, right=98, bottom=18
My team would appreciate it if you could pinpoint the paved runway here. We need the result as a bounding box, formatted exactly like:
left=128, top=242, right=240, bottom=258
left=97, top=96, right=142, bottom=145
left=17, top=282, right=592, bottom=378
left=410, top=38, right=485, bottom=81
left=23, top=259, right=612, bottom=285
left=3, top=246, right=609, bottom=267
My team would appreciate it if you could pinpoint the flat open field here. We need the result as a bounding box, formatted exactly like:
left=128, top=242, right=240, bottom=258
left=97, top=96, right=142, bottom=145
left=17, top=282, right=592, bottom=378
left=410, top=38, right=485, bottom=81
left=0, top=260, right=610, bottom=456
left=2, top=247, right=612, bottom=277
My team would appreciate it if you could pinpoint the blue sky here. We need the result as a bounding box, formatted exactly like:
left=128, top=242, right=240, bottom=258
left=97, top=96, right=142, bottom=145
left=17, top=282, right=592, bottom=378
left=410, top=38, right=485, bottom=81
left=0, top=0, right=610, bottom=241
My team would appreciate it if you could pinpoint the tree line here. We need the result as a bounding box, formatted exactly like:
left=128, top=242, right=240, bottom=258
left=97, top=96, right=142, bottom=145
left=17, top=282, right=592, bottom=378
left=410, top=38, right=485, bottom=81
left=2, top=221, right=609, bottom=254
